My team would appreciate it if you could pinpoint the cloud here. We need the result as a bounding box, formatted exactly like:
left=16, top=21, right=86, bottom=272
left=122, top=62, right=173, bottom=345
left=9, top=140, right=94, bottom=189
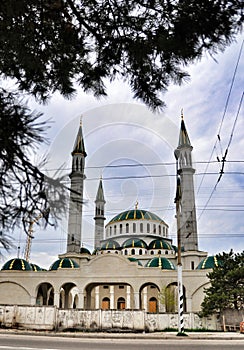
left=3, top=36, right=243, bottom=268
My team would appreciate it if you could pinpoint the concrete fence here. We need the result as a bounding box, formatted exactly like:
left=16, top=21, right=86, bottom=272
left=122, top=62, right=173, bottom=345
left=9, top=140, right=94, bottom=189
left=0, top=305, right=220, bottom=332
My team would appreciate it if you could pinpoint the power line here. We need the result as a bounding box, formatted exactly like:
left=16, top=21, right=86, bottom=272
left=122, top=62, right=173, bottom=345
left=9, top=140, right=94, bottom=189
left=197, top=39, right=244, bottom=195
left=198, top=93, right=244, bottom=221
left=43, top=159, right=244, bottom=173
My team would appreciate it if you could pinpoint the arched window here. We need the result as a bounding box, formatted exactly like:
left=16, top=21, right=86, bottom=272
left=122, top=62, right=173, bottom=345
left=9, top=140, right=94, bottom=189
left=114, top=225, right=116, bottom=235
left=110, top=227, right=112, bottom=236
left=131, top=249, right=135, bottom=255
left=139, top=249, right=142, bottom=255
left=124, top=249, right=128, bottom=255
left=150, top=251, right=154, bottom=255
left=158, top=250, right=161, bottom=255
left=140, top=223, right=143, bottom=233
left=117, top=297, right=125, bottom=310
left=102, top=297, right=110, bottom=310
left=153, top=224, right=156, bottom=233
left=120, top=224, right=123, bottom=234
left=149, top=297, right=158, bottom=313
left=158, top=225, right=161, bottom=235
left=163, top=227, right=165, bottom=236
left=133, top=223, right=136, bottom=233
left=147, top=223, right=150, bottom=233
left=126, top=223, right=129, bottom=233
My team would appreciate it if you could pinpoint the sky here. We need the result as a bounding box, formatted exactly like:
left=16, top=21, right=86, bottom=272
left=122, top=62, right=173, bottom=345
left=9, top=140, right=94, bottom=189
left=1, top=35, right=243, bottom=269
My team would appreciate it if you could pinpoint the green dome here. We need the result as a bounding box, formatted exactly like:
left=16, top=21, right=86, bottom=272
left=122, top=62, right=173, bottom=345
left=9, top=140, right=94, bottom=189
left=30, top=263, right=42, bottom=271
left=1, top=258, right=32, bottom=271
left=49, top=258, right=79, bottom=270
left=122, top=238, right=147, bottom=249
left=108, top=209, right=164, bottom=224
left=146, top=257, right=176, bottom=270
left=196, top=256, right=221, bottom=270
left=172, top=245, right=185, bottom=253
left=80, top=247, right=91, bottom=255
left=148, top=239, right=173, bottom=250
left=101, top=240, right=120, bottom=250
left=128, top=257, right=143, bottom=266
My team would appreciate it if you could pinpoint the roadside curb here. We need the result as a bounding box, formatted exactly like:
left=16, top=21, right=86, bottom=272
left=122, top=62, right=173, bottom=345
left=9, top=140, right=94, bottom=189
left=0, top=329, right=244, bottom=340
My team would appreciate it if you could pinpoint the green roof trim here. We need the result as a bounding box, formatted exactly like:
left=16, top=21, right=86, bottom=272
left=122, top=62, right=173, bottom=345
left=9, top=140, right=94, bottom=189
left=196, top=256, right=221, bottom=270
left=148, top=239, right=173, bottom=250
left=49, top=258, right=79, bottom=270
left=1, top=258, right=32, bottom=271
left=122, top=238, right=147, bottom=249
left=108, top=209, right=164, bottom=225
left=146, top=257, right=176, bottom=270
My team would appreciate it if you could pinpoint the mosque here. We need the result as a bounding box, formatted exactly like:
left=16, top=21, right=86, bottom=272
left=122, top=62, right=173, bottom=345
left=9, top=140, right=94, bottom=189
left=0, top=117, right=219, bottom=314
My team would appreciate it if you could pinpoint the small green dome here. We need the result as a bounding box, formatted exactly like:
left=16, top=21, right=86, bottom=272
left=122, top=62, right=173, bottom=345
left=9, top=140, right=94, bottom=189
left=196, top=256, right=221, bottom=270
left=148, top=239, right=173, bottom=250
left=49, top=258, right=79, bottom=270
left=101, top=240, right=120, bottom=250
left=108, top=209, right=164, bottom=224
left=1, top=258, right=32, bottom=271
left=172, top=245, right=185, bottom=253
left=80, top=247, right=91, bottom=255
left=122, top=238, right=147, bottom=249
left=128, top=257, right=143, bottom=266
left=146, top=257, right=176, bottom=270
left=30, top=263, right=42, bottom=271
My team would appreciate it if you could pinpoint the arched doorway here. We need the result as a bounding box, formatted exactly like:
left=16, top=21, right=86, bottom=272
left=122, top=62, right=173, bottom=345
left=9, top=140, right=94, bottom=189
left=139, top=283, right=160, bottom=311
left=149, top=297, right=158, bottom=313
left=60, top=282, right=78, bottom=309
left=117, top=297, right=125, bottom=310
left=102, top=297, right=110, bottom=310
left=36, top=283, right=54, bottom=306
left=165, top=283, right=187, bottom=312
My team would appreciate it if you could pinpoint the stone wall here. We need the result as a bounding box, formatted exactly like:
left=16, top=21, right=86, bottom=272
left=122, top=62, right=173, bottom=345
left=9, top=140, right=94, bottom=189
left=0, top=305, right=220, bottom=331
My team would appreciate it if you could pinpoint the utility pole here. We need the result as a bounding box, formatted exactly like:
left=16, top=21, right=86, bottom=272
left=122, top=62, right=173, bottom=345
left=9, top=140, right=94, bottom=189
left=175, top=176, right=185, bottom=335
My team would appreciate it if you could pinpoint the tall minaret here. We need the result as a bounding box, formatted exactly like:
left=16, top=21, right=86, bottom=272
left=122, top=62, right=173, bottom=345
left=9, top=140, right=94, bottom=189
left=94, top=178, right=106, bottom=250
left=174, top=113, right=198, bottom=251
left=67, top=120, right=87, bottom=253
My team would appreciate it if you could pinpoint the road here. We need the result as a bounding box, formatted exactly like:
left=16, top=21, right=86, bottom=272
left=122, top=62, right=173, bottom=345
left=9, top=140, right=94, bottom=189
left=0, top=334, right=243, bottom=350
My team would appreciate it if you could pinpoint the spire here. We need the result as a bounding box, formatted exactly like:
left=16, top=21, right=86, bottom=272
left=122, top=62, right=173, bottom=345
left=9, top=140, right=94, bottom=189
left=174, top=112, right=198, bottom=252
left=96, top=177, right=105, bottom=203
left=72, top=117, right=87, bottom=156
left=94, top=177, right=106, bottom=249
left=67, top=120, right=86, bottom=253
left=178, top=110, right=191, bottom=147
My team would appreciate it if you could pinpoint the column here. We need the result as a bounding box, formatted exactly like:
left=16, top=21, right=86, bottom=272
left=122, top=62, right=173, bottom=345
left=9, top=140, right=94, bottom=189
left=142, top=287, right=148, bottom=311
left=95, top=286, right=100, bottom=309
left=134, top=291, right=140, bottom=310
left=30, top=296, right=36, bottom=305
left=110, top=285, right=115, bottom=309
left=53, top=289, right=59, bottom=308
left=77, top=291, right=85, bottom=309
left=126, top=285, right=131, bottom=309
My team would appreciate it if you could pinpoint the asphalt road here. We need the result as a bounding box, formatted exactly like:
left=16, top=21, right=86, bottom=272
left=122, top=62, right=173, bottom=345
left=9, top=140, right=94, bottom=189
left=0, top=334, right=243, bottom=350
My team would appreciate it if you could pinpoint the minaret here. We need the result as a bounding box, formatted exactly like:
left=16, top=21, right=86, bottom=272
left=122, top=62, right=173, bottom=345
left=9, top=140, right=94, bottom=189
left=174, top=113, right=198, bottom=251
left=67, top=120, right=87, bottom=253
left=94, top=177, right=106, bottom=250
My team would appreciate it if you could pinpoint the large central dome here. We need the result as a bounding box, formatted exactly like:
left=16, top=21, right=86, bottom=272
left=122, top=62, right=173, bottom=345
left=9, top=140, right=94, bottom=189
left=108, top=209, right=164, bottom=225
